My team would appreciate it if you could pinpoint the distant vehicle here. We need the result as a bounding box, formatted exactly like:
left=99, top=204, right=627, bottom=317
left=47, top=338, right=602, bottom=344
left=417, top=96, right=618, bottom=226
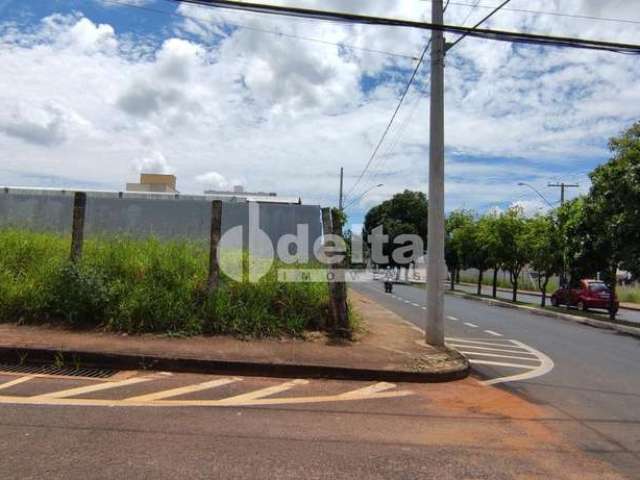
left=551, top=279, right=619, bottom=314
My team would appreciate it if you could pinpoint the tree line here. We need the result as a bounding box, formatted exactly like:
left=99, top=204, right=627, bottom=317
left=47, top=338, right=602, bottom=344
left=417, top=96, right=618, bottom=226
left=362, top=121, right=640, bottom=321
left=445, top=121, right=640, bottom=320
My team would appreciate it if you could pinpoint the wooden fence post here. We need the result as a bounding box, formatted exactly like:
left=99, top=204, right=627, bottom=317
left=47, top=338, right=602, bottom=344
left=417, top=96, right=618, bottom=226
left=325, top=208, right=350, bottom=338
left=70, top=192, right=87, bottom=263
left=208, top=200, right=223, bottom=293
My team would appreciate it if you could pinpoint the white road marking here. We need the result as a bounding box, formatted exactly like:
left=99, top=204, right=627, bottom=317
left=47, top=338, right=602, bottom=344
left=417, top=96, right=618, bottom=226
left=464, top=322, right=479, bottom=328
left=216, top=379, right=309, bottom=404
left=33, top=377, right=152, bottom=399
left=126, top=377, right=240, bottom=402
left=411, top=303, right=420, bottom=307
left=450, top=337, right=554, bottom=386
left=421, top=306, right=427, bottom=310
left=457, top=351, right=540, bottom=362
left=447, top=316, right=459, bottom=321
left=0, top=376, right=33, bottom=391
left=0, top=379, right=413, bottom=408
left=469, top=359, right=534, bottom=369
left=446, top=337, right=512, bottom=347
left=484, top=330, right=503, bottom=337
left=481, top=339, right=554, bottom=386
left=447, top=343, right=537, bottom=355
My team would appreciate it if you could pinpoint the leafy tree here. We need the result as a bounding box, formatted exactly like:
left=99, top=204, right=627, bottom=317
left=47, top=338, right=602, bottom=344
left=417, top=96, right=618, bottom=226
left=457, top=215, right=493, bottom=296
left=363, top=190, right=428, bottom=270
left=477, top=211, right=503, bottom=298
left=526, top=214, right=563, bottom=307
left=445, top=210, right=474, bottom=290
left=495, top=207, right=531, bottom=302
left=573, top=122, right=640, bottom=319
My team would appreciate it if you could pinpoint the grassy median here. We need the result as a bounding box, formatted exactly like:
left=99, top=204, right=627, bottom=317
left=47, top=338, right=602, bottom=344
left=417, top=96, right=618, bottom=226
left=0, top=228, right=334, bottom=337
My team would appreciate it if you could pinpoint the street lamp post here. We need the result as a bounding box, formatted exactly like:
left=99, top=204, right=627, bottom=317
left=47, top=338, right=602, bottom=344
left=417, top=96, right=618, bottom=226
left=517, top=182, right=554, bottom=208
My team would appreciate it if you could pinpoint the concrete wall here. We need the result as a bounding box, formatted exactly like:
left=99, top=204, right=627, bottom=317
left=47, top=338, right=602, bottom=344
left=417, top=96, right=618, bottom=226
left=0, top=189, right=323, bottom=259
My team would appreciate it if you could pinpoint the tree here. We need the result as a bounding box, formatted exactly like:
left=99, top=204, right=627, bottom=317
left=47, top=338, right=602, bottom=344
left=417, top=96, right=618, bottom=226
left=363, top=190, right=428, bottom=271
left=526, top=214, right=563, bottom=307
left=495, top=208, right=531, bottom=302
left=477, top=211, right=503, bottom=299
left=445, top=210, right=474, bottom=291
left=457, top=216, right=493, bottom=296
left=574, top=122, right=640, bottom=319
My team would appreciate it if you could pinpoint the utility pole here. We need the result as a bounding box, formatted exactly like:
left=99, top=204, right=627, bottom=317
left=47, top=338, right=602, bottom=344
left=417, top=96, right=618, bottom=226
left=548, top=182, right=579, bottom=205
left=426, top=0, right=446, bottom=347
left=339, top=167, right=344, bottom=210
left=549, top=182, right=579, bottom=288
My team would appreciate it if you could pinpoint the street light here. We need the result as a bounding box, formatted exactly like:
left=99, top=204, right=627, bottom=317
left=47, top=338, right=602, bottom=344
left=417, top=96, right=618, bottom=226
left=517, top=182, right=554, bottom=208
left=343, top=184, right=383, bottom=210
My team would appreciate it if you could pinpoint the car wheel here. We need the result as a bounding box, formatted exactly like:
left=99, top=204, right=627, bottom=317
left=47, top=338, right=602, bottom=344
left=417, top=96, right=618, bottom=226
left=577, top=300, right=588, bottom=312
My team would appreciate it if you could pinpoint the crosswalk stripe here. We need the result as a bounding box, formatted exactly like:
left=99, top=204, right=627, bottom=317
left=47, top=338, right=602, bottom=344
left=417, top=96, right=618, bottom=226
left=125, top=378, right=240, bottom=402
left=469, top=359, right=534, bottom=369
left=458, top=351, right=541, bottom=362
left=33, top=377, right=152, bottom=399
left=216, top=379, right=308, bottom=405
left=447, top=343, right=536, bottom=355
left=0, top=376, right=33, bottom=391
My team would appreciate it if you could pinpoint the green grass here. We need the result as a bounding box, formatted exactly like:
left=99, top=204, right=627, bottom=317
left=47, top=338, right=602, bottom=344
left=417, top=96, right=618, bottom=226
left=458, top=273, right=559, bottom=294
left=0, top=228, right=340, bottom=338
left=617, top=285, right=640, bottom=304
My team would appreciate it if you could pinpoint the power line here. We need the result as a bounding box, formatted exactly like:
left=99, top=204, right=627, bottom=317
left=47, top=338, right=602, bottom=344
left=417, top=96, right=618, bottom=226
left=458, top=0, right=482, bottom=26
left=352, top=82, right=426, bottom=203
left=99, top=0, right=419, bottom=60
left=423, top=1, right=640, bottom=26
left=342, top=40, right=432, bottom=202
left=170, top=0, right=640, bottom=54
left=447, top=0, right=512, bottom=51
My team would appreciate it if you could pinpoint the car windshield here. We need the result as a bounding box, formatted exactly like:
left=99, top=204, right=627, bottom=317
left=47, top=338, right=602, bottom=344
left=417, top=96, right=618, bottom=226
left=589, top=283, right=609, bottom=293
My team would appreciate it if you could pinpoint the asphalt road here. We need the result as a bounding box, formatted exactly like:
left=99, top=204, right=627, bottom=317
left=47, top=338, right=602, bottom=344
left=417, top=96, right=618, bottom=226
left=450, top=281, right=640, bottom=325
left=353, top=280, right=640, bottom=478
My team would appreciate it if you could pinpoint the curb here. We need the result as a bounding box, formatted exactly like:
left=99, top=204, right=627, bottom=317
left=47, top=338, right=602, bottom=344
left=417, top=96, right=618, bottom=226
left=0, top=346, right=470, bottom=384
left=446, top=290, right=640, bottom=339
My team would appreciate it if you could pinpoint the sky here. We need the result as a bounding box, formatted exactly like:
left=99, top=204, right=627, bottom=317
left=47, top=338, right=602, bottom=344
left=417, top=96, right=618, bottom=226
left=0, top=0, right=639, bottom=229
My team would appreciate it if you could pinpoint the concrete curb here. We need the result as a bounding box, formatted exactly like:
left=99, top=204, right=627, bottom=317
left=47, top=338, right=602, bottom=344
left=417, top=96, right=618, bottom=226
left=446, top=290, right=640, bottom=339
left=0, top=345, right=470, bottom=384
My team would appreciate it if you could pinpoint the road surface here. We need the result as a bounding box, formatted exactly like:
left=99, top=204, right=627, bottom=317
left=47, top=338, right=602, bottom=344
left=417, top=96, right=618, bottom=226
left=353, top=281, right=640, bottom=478
left=449, top=281, right=640, bottom=324
left=0, top=283, right=638, bottom=479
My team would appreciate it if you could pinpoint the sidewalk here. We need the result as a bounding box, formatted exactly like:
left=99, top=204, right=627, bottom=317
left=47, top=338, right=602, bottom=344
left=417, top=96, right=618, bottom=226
left=0, top=290, right=469, bottom=383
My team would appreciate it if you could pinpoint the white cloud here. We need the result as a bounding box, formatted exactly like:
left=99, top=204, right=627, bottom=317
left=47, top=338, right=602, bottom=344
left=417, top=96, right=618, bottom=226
left=132, top=151, right=173, bottom=174
left=0, top=4, right=638, bottom=217
left=195, top=171, right=230, bottom=190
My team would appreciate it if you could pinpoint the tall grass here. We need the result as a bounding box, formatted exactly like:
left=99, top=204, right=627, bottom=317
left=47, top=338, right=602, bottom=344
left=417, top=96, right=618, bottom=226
left=617, top=285, right=640, bottom=304
left=0, top=228, right=335, bottom=337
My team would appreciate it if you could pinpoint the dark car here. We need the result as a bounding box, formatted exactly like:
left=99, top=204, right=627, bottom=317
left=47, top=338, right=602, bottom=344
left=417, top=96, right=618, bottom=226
left=551, top=279, right=619, bottom=314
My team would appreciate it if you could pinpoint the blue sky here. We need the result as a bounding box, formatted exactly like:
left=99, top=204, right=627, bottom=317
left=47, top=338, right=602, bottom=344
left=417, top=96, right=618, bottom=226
left=0, top=0, right=638, bottom=229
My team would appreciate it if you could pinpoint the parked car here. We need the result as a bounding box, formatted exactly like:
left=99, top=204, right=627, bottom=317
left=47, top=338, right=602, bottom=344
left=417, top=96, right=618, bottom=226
left=551, top=279, right=619, bottom=314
